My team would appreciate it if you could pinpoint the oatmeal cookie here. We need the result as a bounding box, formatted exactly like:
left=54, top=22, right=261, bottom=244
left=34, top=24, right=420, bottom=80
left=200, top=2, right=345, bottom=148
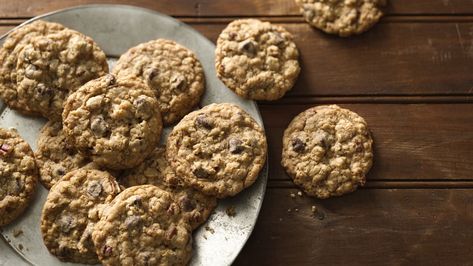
left=215, top=19, right=300, bottom=100
left=62, top=74, right=162, bottom=170
left=281, top=105, right=373, bottom=199
left=40, top=169, right=121, bottom=264
left=113, top=39, right=205, bottom=125
left=0, top=128, right=38, bottom=226
left=0, top=20, right=65, bottom=114
left=16, top=28, right=108, bottom=120
left=295, top=0, right=386, bottom=37
left=119, top=146, right=217, bottom=229
left=92, top=185, right=192, bottom=266
left=166, top=103, right=267, bottom=198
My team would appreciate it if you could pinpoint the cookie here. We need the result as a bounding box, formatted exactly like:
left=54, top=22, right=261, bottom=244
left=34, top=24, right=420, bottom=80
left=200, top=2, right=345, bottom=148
left=295, top=0, right=386, bottom=37
left=281, top=105, right=373, bottom=199
left=0, top=128, right=38, bottom=226
left=16, top=28, right=108, bottom=120
left=113, top=39, right=205, bottom=125
left=166, top=103, right=267, bottom=198
left=62, top=74, right=163, bottom=170
left=119, top=146, right=217, bottom=229
left=0, top=20, right=65, bottom=114
left=41, top=169, right=121, bottom=264
left=215, top=19, right=300, bottom=100
left=92, top=185, right=193, bottom=266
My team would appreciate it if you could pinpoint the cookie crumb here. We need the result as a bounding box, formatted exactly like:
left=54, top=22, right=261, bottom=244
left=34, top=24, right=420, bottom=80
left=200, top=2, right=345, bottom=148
left=18, top=244, right=23, bottom=250
left=297, top=191, right=303, bottom=197
left=205, top=226, right=215, bottom=234
left=13, top=229, right=23, bottom=237
left=287, top=208, right=291, bottom=213
left=311, top=205, right=317, bottom=214
left=295, top=208, right=299, bottom=212
left=289, top=193, right=296, bottom=198
left=226, top=206, right=237, bottom=217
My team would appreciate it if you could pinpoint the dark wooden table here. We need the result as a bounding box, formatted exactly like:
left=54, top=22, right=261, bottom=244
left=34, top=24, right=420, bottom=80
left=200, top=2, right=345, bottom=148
left=1, top=1, right=472, bottom=265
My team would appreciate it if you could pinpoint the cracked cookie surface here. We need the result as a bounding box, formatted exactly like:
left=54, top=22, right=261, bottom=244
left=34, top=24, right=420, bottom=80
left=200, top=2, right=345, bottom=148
left=62, top=74, right=162, bottom=170
left=167, top=103, right=267, bottom=198
left=113, top=39, right=205, bottom=125
left=215, top=19, right=300, bottom=100
left=0, top=20, right=65, bottom=114
left=41, top=169, right=121, bottom=264
left=92, top=185, right=193, bottom=266
left=282, top=105, right=373, bottom=199
left=16, top=28, right=108, bottom=120
left=0, top=128, right=38, bottom=226
left=295, top=0, right=386, bottom=37
left=119, top=146, right=217, bottom=229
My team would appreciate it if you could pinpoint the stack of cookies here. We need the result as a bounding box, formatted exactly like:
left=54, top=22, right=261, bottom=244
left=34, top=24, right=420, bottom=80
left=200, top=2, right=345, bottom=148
left=0, top=20, right=268, bottom=265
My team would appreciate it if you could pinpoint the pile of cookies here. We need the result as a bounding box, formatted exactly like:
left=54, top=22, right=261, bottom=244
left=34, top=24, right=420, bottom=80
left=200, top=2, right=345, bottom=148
left=0, top=20, right=267, bottom=265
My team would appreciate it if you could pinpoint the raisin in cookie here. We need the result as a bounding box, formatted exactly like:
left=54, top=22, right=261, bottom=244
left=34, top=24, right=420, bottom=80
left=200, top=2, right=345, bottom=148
left=119, top=146, right=217, bottom=229
left=295, top=0, right=386, bottom=37
left=113, top=39, right=205, bottom=125
left=0, top=20, right=65, bottom=114
left=41, top=169, right=121, bottom=264
left=92, top=185, right=193, bottom=266
left=0, top=128, right=38, bottom=226
left=16, top=28, right=108, bottom=120
left=281, top=105, right=373, bottom=199
left=62, top=74, right=162, bottom=170
left=215, top=19, right=300, bottom=100
left=166, top=103, right=267, bottom=198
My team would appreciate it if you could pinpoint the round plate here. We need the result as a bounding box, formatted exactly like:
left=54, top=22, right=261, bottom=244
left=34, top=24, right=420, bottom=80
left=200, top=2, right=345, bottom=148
left=0, top=5, right=268, bottom=266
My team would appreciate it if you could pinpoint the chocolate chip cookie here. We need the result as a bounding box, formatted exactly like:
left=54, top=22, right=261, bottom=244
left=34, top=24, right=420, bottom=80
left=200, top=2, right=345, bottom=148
left=62, top=74, right=162, bottom=170
left=295, top=0, right=386, bottom=37
left=41, top=169, right=121, bottom=264
left=92, top=185, right=193, bottom=266
left=167, top=103, right=267, bottom=198
left=0, top=128, right=38, bottom=226
left=281, top=105, right=373, bottom=199
left=119, top=146, right=217, bottom=229
left=113, top=39, right=205, bottom=125
left=215, top=19, right=300, bottom=100
left=0, top=20, right=65, bottom=114
left=16, top=28, right=108, bottom=120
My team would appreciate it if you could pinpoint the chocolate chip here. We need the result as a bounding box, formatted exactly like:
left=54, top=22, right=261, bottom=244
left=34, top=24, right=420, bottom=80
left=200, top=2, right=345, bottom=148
left=52, top=165, right=66, bottom=178
left=167, top=203, right=179, bottom=216
left=87, top=181, right=102, bottom=198
left=292, top=138, right=306, bottom=153
left=165, top=225, right=177, bottom=240
left=228, top=138, right=244, bottom=154
left=90, top=115, right=109, bottom=137
left=104, top=74, right=116, bottom=86
left=270, top=32, right=285, bottom=45
left=147, top=67, right=159, bottom=81
left=169, top=74, right=187, bottom=91
left=102, top=245, right=113, bottom=256
left=35, top=83, right=53, bottom=98
left=59, top=216, right=76, bottom=233
left=179, top=195, right=195, bottom=212
left=124, top=215, right=142, bottom=229
left=192, top=166, right=209, bottom=179
left=130, top=195, right=142, bottom=207
left=239, top=39, right=257, bottom=56
left=195, top=114, right=212, bottom=129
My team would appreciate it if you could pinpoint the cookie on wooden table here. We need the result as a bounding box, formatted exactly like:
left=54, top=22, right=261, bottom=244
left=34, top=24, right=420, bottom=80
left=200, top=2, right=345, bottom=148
left=167, top=103, right=267, bottom=198
left=215, top=19, right=300, bottom=100
left=16, top=28, right=108, bottom=120
left=295, top=0, right=386, bottom=37
left=0, top=128, right=38, bottom=226
left=119, top=146, right=217, bottom=230
left=113, top=39, right=205, bottom=125
left=92, top=185, right=193, bottom=266
left=62, top=74, right=162, bottom=170
left=40, top=169, right=121, bottom=264
left=0, top=20, right=65, bottom=114
left=281, top=105, right=373, bottom=199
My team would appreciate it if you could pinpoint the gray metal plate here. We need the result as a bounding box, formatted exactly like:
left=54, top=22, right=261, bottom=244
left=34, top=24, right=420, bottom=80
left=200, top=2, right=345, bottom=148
left=0, top=5, right=268, bottom=266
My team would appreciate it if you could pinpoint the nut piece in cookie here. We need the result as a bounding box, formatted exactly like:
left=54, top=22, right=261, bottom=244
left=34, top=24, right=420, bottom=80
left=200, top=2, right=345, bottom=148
left=16, top=28, right=109, bottom=120
left=167, top=103, right=267, bottom=198
left=62, top=74, right=163, bottom=170
left=119, top=146, right=217, bottom=229
left=40, top=169, right=121, bottom=264
left=0, top=20, right=65, bottom=114
left=92, top=185, right=193, bottom=266
left=281, top=105, right=373, bottom=199
left=113, top=39, right=206, bottom=125
left=0, top=128, right=38, bottom=226
left=215, top=19, right=300, bottom=100
left=295, top=0, right=386, bottom=37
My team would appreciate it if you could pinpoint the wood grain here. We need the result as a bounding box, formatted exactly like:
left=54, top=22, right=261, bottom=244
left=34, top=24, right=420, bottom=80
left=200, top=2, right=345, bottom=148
left=0, top=0, right=472, bottom=18
left=234, top=188, right=473, bottom=265
left=261, top=103, right=473, bottom=181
